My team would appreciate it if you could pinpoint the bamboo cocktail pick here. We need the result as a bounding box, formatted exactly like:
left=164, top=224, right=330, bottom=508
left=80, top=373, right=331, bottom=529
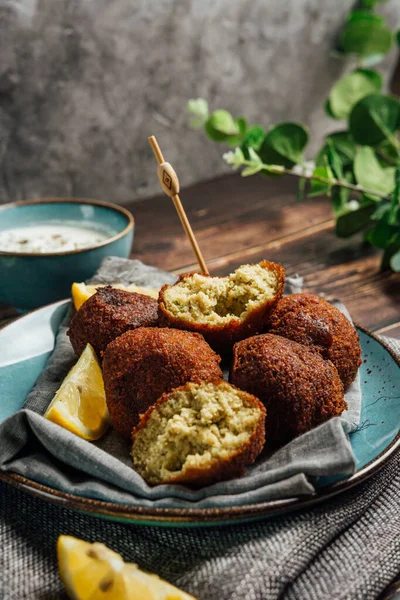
left=148, top=135, right=209, bottom=275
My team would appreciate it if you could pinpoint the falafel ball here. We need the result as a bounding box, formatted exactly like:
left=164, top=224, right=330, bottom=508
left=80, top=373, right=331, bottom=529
left=266, top=293, right=362, bottom=389
left=132, top=380, right=266, bottom=486
left=230, top=333, right=346, bottom=446
left=103, top=327, right=223, bottom=438
left=158, top=260, right=285, bottom=353
left=67, top=286, right=158, bottom=358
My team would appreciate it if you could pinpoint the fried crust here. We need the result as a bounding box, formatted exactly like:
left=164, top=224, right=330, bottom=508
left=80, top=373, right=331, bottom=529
left=230, top=333, right=346, bottom=446
left=67, top=286, right=158, bottom=357
left=132, top=380, right=266, bottom=487
left=158, top=260, right=285, bottom=353
left=103, top=327, right=223, bottom=438
left=266, top=293, right=362, bottom=389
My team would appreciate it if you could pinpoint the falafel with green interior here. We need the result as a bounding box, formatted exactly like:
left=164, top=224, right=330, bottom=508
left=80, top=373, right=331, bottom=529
left=67, top=286, right=158, bottom=358
left=132, top=380, right=266, bottom=486
left=103, top=327, right=223, bottom=438
left=266, top=293, right=362, bottom=389
left=158, top=261, right=285, bottom=353
left=230, top=333, right=346, bottom=446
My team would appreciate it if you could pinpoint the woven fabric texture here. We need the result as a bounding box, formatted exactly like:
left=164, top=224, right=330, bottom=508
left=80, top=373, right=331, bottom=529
left=0, top=440, right=399, bottom=600
left=0, top=336, right=399, bottom=600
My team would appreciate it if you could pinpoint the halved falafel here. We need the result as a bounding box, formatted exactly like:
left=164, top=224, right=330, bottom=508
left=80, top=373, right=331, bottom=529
left=266, top=293, right=362, bottom=389
left=67, top=286, right=158, bottom=358
left=158, top=261, right=285, bottom=353
left=103, top=327, right=223, bottom=438
left=230, top=333, right=346, bottom=446
left=132, top=380, right=266, bottom=486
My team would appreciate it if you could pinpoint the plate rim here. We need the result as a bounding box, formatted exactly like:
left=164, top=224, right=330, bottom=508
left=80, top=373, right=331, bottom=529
left=0, top=307, right=399, bottom=525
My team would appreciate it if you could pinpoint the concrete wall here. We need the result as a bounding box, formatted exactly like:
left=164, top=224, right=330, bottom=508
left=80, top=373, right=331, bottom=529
left=0, top=0, right=399, bottom=205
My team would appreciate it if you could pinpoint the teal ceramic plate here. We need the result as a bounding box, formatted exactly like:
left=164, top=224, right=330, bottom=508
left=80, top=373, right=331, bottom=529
left=0, top=302, right=399, bottom=527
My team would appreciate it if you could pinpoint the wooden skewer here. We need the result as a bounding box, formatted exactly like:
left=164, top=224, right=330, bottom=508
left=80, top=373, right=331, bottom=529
left=148, top=135, right=209, bottom=275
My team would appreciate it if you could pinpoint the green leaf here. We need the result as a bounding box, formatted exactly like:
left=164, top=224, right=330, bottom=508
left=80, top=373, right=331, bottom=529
left=382, top=233, right=400, bottom=269
left=309, top=164, right=334, bottom=197
left=371, top=201, right=391, bottom=220
left=247, top=147, right=262, bottom=163
left=327, top=132, right=357, bottom=164
left=326, top=139, right=344, bottom=180
left=354, top=146, right=395, bottom=197
left=187, top=98, right=209, bottom=129
left=388, top=167, right=400, bottom=225
left=347, top=11, right=384, bottom=25
left=239, top=146, right=264, bottom=175
left=226, top=117, right=248, bottom=146
left=331, top=171, right=354, bottom=216
left=328, top=69, right=382, bottom=120
left=335, top=203, right=376, bottom=237
left=378, top=139, right=400, bottom=165
left=362, top=0, right=389, bottom=8
left=349, top=94, right=400, bottom=146
left=235, top=117, right=247, bottom=136
left=392, top=167, right=400, bottom=204
left=205, top=110, right=239, bottom=142
left=365, top=218, right=398, bottom=249
left=316, top=131, right=357, bottom=168
left=365, top=201, right=397, bottom=249
left=331, top=186, right=350, bottom=215
left=390, top=249, right=400, bottom=271
left=258, top=122, right=309, bottom=168
left=397, top=30, right=400, bottom=47
left=389, top=206, right=400, bottom=225
left=325, top=98, right=336, bottom=119
left=340, top=15, right=393, bottom=58
left=241, top=125, right=266, bottom=154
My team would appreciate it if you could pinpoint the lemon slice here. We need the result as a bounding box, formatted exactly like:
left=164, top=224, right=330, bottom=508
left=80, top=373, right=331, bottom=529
left=58, top=536, right=196, bottom=600
left=44, top=344, right=110, bottom=441
left=72, top=282, right=159, bottom=310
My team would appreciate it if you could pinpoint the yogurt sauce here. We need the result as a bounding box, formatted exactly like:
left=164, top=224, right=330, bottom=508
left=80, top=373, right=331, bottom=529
left=0, top=223, right=113, bottom=253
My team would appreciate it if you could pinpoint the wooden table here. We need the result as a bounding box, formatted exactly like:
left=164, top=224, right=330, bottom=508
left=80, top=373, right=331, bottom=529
left=1, top=173, right=399, bottom=335
left=0, top=174, right=399, bottom=599
left=128, top=173, right=400, bottom=339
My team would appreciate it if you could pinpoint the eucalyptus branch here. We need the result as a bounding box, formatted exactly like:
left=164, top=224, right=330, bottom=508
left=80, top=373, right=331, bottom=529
left=223, top=149, right=392, bottom=202
left=187, top=0, right=400, bottom=271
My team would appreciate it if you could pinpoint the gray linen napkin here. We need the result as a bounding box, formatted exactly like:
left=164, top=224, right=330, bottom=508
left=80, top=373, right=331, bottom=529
left=0, top=258, right=359, bottom=508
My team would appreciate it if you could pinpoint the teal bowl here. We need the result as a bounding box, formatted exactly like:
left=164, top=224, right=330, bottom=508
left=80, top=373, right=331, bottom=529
left=0, top=198, right=134, bottom=309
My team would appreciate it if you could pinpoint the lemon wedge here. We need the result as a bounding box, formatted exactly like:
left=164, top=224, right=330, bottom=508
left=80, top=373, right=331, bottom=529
left=71, top=282, right=125, bottom=310
left=44, top=344, right=110, bottom=441
left=72, top=282, right=159, bottom=310
left=57, top=536, right=196, bottom=600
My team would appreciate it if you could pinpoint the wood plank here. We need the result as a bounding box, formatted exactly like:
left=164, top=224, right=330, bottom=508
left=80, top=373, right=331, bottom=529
left=375, top=322, right=400, bottom=340
left=1, top=174, right=398, bottom=337
left=177, top=224, right=400, bottom=334
left=129, top=174, right=332, bottom=271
